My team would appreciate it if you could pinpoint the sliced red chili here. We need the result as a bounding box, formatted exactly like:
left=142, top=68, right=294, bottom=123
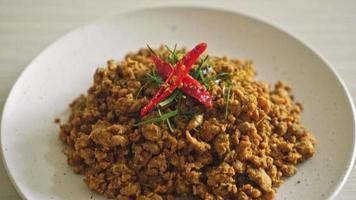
left=151, top=55, right=213, bottom=109
left=140, top=42, right=207, bottom=117
left=150, top=55, right=171, bottom=79
left=181, top=76, right=213, bottom=109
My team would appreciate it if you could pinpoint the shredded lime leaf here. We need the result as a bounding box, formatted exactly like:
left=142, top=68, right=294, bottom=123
left=182, top=111, right=197, bottom=120
left=193, top=55, right=209, bottom=78
left=134, top=110, right=179, bottom=127
left=158, top=108, right=174, bottom=132
left=165, top=44, right=179, bottom=65
left=146, top=69, right=164, bottom=85
left=192, top=55, right=210, bottom=89
left=224, top=82, right=232, bottom=120
left=135, top=81, right=149, bottom=99
left=146, top=44, right=157, bottom=56
left=216, top=72, right=230, bottom=80
left=158, top=90, right=180, bottom=107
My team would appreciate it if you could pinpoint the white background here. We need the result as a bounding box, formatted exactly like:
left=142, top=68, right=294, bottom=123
left=0, top=0, right=355, bottom=199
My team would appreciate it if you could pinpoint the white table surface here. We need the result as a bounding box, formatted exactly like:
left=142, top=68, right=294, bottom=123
left=0, top=0, right=355, bottom=199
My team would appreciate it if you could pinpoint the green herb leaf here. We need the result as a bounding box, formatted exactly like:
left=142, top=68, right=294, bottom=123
left=165, top=44, right=179, bottom=65
left=182, top=111, right=197, bottom=120
left=134, top=110, right=179, bottom=127
left=135, top=81, right=149, bottom=99
left=176, top=91, right=187, bottom=113
left=193, top=55, right=209, bottom=79
left=224, top=82, right=232, bottom=120
left=216, top=72, right=230, bottom=80
left=158, top=107, right=174, bottom=133
left=192, top=55, right=211, bottom=89
left=158, top=89, right=180, bottom=107
left=146, top=69, right=164, bottom=85
left=146, top=44, right=157, bottom=56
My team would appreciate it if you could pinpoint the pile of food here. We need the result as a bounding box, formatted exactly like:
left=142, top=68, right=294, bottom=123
left=58, top=43, right=316, bottom=200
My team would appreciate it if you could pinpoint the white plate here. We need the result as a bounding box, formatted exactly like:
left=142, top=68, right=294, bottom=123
left=1, top=5, right=355, bottom=200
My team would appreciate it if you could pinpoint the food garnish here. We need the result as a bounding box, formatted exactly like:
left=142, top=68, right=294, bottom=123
left=140, top=42, right=210, bottom=117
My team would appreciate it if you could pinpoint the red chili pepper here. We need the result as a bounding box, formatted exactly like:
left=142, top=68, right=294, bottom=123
left=140, top=42, right=207, bottom=117
left=150, top=55, right=172, bottom=79
left=181, top=76, right=213, bottom=109
left=151, top=55, right=213, bottom=109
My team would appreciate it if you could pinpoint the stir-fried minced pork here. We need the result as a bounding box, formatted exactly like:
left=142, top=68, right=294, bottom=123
left=59, top=46, right=316, bottom=200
